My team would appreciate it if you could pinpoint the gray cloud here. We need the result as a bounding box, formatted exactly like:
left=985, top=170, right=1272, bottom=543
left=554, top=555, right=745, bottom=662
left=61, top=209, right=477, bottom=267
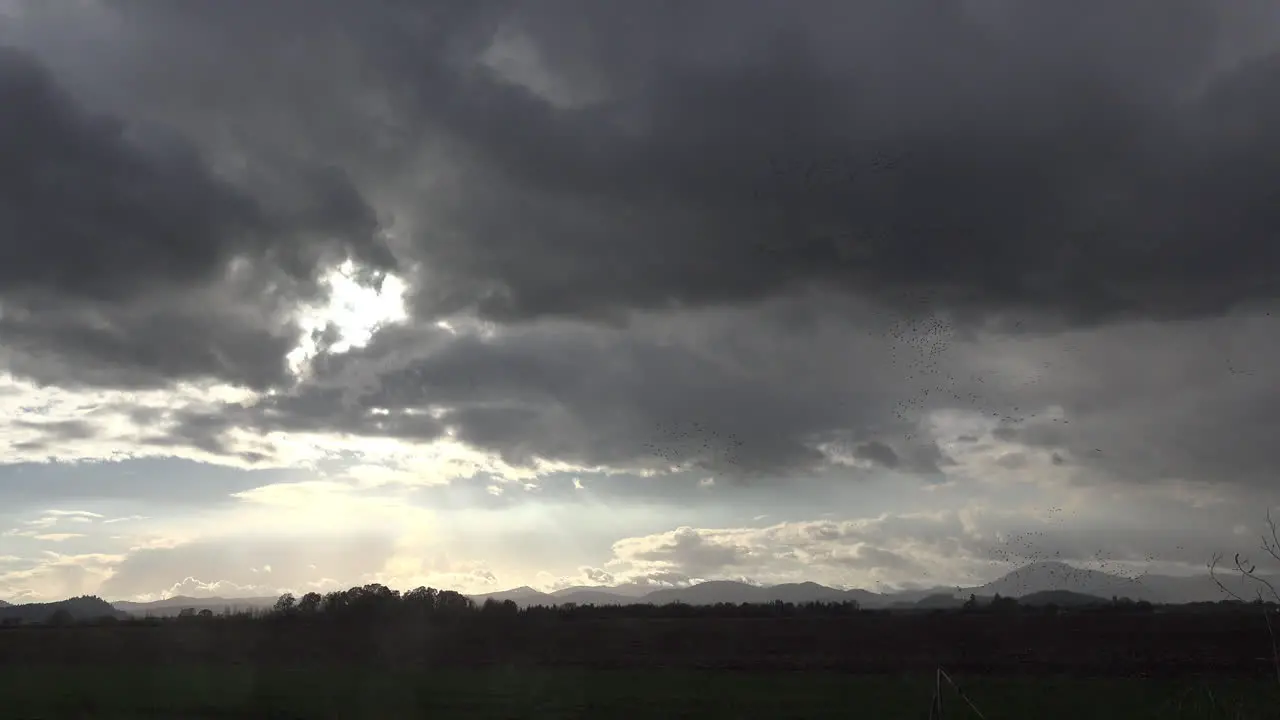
left=853, top=442, right=901, bottom=469
left=0, top=43, right=395, bottom=390
left=163, top=298, right=962, bottom=480
left=138, top=292, right=1280, bottom=496
left=954, top=310, right=1280, bottom=490
left=10, top=419, right=97, bottom=448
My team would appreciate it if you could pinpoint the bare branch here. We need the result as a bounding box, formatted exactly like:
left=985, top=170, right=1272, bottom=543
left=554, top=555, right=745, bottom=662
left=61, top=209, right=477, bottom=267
left=1264, top=604, right=1280, bottom=687
left=1209, top=552, right=1252, bottom=604
left=1215, top=508, right=1280, bottom=690
left=1261, top=507, right=1280, bottom=564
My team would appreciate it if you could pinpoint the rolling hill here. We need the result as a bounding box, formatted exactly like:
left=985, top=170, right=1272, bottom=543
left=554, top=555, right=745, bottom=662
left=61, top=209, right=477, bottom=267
left=0, top=595, right=126, bottom=624
left=468, top=561, right=1273, bottom=609
left=1016, top=590, right=1112, bottom=607
left=551, top=584, right=653, bottom=599
left=968, top=561, right=1155, bottom=601
left=547, top=589, right=640, bottom=605
left=472, top=580, right=890, bottom=609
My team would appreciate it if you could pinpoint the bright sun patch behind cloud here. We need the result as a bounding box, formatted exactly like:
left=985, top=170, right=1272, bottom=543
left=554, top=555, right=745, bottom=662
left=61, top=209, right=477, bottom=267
left=288, top=261, right=409, bottom=376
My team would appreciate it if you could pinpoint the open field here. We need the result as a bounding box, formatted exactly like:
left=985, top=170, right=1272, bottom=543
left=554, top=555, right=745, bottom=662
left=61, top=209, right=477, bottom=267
left=3, top=611, right=1277, bottom=675
left=3, top=608, right=1279, bottom=718
left=2, top=665, right=1278, bottom=720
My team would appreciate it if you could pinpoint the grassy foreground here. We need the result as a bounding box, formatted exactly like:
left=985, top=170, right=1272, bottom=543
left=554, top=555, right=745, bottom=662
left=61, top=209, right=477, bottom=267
left=1, top=666, right=1277, bottom=719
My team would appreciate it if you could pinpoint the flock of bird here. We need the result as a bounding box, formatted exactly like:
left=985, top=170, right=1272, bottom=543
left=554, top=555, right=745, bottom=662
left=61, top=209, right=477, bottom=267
left=754, top=150, right=912, bottom=199
left=626, top=275, right=1077, bottom=477
left=641, top=420, right=748, bottom=473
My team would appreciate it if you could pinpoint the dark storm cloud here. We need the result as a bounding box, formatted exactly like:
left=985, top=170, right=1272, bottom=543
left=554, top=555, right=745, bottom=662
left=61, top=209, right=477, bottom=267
left=452, top=0, right=1280, bottom=327
left=15, top=0, right=1278, bottom=328
left=0, top=292, right=303, bottom=390
left=0, top=47, right=391, bottom=302
left=8, top=0, right=1279, bottom=335
left=0, top=44, right=395, bottom=389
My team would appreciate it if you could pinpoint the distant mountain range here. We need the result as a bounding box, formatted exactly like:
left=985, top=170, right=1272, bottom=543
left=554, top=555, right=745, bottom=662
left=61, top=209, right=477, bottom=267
left=475, top=579, right=885, bottom=609
left=466, top=561, right=1271, bottom=610
left=1, top=561, right=1271, bottom=619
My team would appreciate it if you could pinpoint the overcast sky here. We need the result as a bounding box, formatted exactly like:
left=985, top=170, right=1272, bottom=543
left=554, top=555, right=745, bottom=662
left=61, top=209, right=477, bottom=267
left=2, top=0, right=1279, bottom=603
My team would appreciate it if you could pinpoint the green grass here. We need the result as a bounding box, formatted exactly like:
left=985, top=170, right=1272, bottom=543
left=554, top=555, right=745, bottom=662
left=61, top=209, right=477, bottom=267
left=0, top=666, right=1276, bottom=719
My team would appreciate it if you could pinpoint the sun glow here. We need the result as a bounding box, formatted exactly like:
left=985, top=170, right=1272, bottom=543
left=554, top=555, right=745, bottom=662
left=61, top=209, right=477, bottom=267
left=288, top=261, right=409, bottom=375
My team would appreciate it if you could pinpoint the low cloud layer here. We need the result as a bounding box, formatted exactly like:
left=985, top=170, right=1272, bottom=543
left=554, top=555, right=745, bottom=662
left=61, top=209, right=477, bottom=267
left=1, top=468, right=1266, bottom=602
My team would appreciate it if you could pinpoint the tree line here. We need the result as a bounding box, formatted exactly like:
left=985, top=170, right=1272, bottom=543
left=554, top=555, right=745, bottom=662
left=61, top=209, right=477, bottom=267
left=262, top=583, right=868, bottom=623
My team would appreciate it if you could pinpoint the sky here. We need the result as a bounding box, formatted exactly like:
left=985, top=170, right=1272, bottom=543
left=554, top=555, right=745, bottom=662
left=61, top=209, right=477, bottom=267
left=2, top=0, right=1280, bottom=603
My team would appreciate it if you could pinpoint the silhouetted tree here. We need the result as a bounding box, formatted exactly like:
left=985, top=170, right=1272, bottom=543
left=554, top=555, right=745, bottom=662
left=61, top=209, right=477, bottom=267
left=481, top=598, right=519, bottom=616
left=989, top=594, right=1019, bottom=613
left=297, top=592, right=322, bottom=615
left=434, top=590, right=474, bottom=616
left=402, top=586, right=437, bottom=615
left=321, top=590, right=350, bottom=615
left=273, top=593, right=297, bottom=616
